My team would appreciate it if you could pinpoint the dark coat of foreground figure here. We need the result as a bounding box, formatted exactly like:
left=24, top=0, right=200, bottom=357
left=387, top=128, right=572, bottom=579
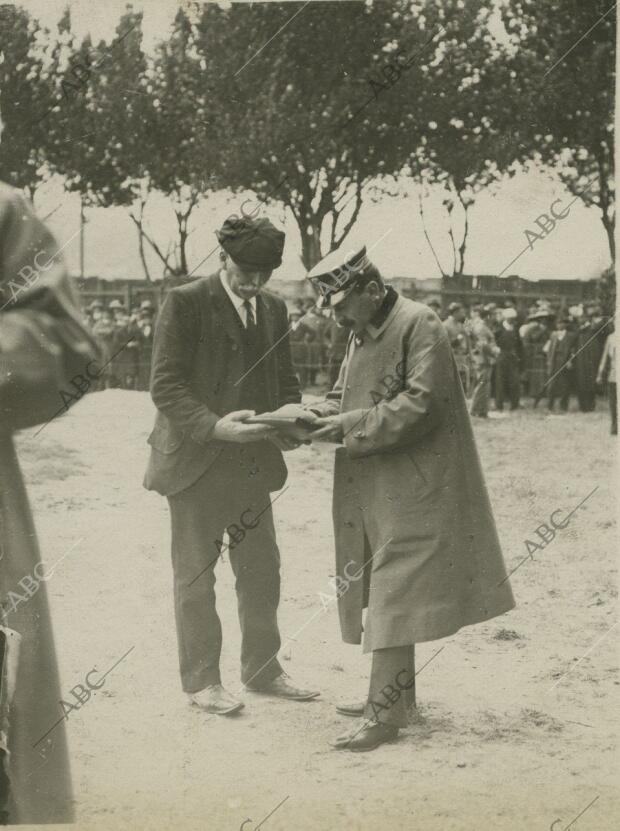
left=315, top=297, right=516, bottom=651
left=0, top=182, right=99, bottom=823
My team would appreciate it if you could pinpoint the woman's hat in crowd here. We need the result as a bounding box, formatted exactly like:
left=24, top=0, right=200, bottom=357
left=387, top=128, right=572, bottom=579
left=216, top=216, right=285, bottom=270
left=528, top=302, right=554, bottom=320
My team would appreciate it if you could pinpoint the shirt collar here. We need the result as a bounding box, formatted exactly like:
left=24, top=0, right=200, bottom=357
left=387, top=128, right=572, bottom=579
left=219, top=270, right=257, bottom=313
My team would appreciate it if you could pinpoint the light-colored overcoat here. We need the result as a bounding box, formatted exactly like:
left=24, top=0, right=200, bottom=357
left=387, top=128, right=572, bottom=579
left=314, top=295, right=515, bottom=653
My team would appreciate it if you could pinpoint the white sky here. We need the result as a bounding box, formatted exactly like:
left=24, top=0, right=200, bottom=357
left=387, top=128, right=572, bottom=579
left=8, top=0, right=613, bottom=282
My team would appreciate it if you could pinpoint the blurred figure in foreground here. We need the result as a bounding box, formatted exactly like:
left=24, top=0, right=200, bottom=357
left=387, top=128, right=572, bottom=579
left=0, top=104, right=98, bottom=825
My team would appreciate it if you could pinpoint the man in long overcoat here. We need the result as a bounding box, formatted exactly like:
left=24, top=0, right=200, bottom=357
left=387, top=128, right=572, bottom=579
left=0, top=159, right=99, bottom=817
left=298, top=245, right=515, bottom=751
left=144, top=216, right=318, bottom=715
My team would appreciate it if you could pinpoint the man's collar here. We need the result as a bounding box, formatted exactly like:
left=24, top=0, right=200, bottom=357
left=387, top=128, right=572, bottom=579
left=219, top=270, right=257, bottom=310
left=365, top=286, right=399, bottom=340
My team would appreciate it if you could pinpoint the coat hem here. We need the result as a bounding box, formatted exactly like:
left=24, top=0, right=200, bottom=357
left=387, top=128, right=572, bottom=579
left=359, top=598, right=516, bottom=653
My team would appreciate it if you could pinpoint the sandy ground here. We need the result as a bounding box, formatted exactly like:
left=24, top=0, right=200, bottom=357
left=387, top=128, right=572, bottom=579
left=15, top=390, right=619, bottom=831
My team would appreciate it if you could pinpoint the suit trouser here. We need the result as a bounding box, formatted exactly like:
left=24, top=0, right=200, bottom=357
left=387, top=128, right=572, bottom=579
left=495, top=354, right=520, bottom=410
left=470, top=366, right=492, bottom=417
left=576, top=385, right=597, bottom=412
left=363, top=646, right=415, bottom=728
left=167, top=449, right=283, bottom=693
left=548, top=370, right=571, bottom=411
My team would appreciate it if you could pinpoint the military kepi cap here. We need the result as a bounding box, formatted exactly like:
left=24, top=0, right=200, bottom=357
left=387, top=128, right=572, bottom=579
left=216, top=216, right=285, bottom=270
left=307, top=245, right=373, bottom=308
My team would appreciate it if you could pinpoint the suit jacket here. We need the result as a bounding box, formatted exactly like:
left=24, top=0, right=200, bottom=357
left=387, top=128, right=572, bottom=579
left=546, top=330, right=578, bottom=375
left=495, top=323, right=523, bottom=362
left=143, top=272, right=301, bottom=496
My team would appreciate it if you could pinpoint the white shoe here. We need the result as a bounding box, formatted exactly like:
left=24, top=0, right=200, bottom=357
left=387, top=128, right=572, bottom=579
left=187, top=684, right=244, bottom=715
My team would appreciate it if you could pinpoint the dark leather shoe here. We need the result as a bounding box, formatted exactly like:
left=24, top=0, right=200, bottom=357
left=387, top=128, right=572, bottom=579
left=188, top=684, right=244, bottom=715
left=246, top=672, right=319, bottom=701
left=331, top=722, right=399, bottom=752
left=335, top=700, right=365, bottom=716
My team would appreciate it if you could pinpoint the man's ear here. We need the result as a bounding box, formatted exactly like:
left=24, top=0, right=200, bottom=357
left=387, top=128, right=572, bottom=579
left=367, top=280, right=383, bottom=301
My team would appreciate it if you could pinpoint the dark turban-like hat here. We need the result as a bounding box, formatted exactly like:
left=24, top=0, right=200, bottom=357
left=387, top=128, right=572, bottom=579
left=216, top=216, right=285, bottom=270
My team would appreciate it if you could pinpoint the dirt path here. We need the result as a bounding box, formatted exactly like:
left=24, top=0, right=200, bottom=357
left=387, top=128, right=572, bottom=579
left=16, top=391, right=618, bottom=830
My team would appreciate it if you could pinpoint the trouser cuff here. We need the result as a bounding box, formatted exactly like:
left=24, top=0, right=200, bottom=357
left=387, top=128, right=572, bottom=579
left=242, top=657, right=283, bottom=689
left=183, top=668, right=222, bottom=694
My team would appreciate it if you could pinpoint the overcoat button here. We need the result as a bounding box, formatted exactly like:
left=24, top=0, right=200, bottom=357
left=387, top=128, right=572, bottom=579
left=354, top=431, right=364, bottom=439
left=344, top=520, right=354, bottom=527
left=231, top=343, right=238, bottom=351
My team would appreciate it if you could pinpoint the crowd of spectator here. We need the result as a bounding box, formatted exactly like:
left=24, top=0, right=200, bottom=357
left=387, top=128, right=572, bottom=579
left=81, top=291, right=616, bottom=436
left=436, top=298, right=616, bottom=434
left=82, top=299, right=155, bottom=391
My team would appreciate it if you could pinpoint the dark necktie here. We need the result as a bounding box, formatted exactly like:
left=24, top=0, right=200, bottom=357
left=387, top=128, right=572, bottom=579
left=243, top=300, right=256, bottom=334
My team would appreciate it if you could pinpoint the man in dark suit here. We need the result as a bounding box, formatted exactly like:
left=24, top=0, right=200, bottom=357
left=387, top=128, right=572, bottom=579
left=144, top=216, right=319, bottom=715
left=545, top=315, right=578, bottom=412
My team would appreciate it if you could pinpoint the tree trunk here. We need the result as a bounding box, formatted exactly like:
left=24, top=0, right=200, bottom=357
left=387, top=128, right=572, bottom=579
left=298, top=220, right=323, bottom=271
left=594, top=147, right=614, bottom=263
left=455, top=198, right=469, bottom=277
left=129, top=200, right=152, bottom=282
left=602, top=212, right=615, bottom=263
left=137, top=222, right=152, bottom=282
left=446, top=201, right=457, bottom=277
left=174, top=197, right=199, bottom=277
